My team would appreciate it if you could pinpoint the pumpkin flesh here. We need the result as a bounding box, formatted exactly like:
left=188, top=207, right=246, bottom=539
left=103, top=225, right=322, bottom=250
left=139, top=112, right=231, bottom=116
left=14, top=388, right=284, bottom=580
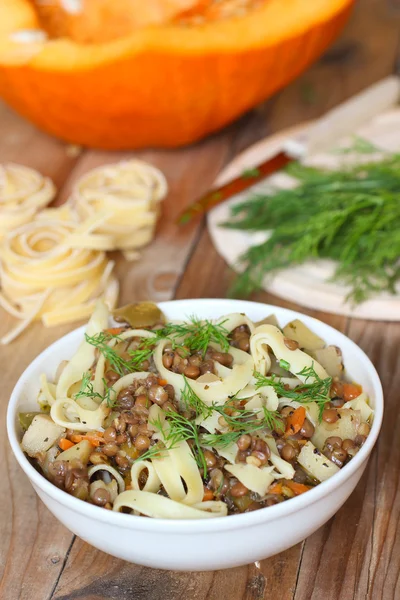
left=0, top=0, right=354, bottom=149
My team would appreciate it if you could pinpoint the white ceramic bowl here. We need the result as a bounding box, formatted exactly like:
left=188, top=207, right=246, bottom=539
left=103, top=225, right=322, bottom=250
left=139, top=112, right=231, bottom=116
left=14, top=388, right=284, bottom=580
left=7, top=299, right=383, bottom=571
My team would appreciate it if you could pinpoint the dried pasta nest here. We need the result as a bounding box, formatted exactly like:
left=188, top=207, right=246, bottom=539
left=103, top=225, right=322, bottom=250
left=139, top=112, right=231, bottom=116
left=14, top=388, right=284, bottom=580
left=0, top=163, right=56, bottom=239
left=0, top=206, right=118, bottom=344
left=70, top=159, right=168, bottom=261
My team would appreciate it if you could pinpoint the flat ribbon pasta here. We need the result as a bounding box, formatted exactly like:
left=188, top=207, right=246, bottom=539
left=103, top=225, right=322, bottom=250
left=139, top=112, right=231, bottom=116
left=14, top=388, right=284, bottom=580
left=130, top=461, right=161, bottom=493
left=250, top=324, right=328, bottom=381
left=154, top=339, right=254, bottom=404
left=71, top=159, right=167, bottom=260
left=50, top=396, right=108, bottom=431
left=224, top=463, right=277, bottom=496
left=88, top=464, right=125, bottom=494
left=151, top=438, right=204, bottom=506
left=113, top=490, right=228, bottom=519
left=0, top=209, right=118, bottom=343
left=0, top=163, right=55, bottom=240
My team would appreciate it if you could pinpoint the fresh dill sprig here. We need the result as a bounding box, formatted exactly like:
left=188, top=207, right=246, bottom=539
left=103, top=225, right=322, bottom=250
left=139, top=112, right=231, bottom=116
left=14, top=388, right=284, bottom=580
left=127, top=337, right=157, bottom=369
left=224, top=155, right=400, bottom=304
left=85, top=332, right=156, bottom=375
left=74, top=371, right=116, bottom=408
left=159, top=410, right=208, bottom=476
left=132, top=441, right=168, bottom=463
left=159, top=316, right=230, bottom=356
left=202, top=404, right=282, bottom=448
left=180, top=376, right=212, bottom=419
left=85, top=332, right=131, bottom=376
left=254, top=364, right=332, bottom=420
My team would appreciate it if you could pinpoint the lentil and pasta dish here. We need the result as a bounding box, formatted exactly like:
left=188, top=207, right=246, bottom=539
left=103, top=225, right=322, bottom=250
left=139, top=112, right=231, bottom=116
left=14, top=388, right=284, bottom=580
left=20, top=301, right=373, bottom=519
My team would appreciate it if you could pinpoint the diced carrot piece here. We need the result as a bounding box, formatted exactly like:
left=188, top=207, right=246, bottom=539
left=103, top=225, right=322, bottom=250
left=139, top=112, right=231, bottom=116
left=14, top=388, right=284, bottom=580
left=286, top=481, right=312, bottom=495
left=343, top=383, right=362, bottom=402
left=105, top=327, right=125, bottom=335
left=158, top=379, right=168, bottom=386
left=285, top=406, right=306, bottom=436
left=58, top=438, right=75, bottom=451
left=268, top=482, right=283, bottom=495
left=202, top=487, right=214, bottom=501
left=70, top=432, right=103, bottom=447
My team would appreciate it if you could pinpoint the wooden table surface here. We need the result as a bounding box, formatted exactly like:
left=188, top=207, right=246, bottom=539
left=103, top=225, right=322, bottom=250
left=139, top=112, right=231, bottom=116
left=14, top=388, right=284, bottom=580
left=1, top=1, right=400, bottom=599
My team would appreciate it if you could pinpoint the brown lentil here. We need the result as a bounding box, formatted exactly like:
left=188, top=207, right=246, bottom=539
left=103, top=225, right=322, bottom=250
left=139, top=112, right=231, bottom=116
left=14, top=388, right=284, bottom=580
left=103, top=426, right=117, bottom=443
left=128, top=424, right=139, bottom=438
left=251, top=450, right=268, bottom=465
left=355, top=434, right=366, bottom=447
left=325, top=436, right=343, bottom=449
left=237, top=434, right=252, bottom=451
left=134, top=434, right=151, bottom=451
left=115, top=454, right=129, bottom=469
left=183, top=365, right=201, bottom=379
left=357, top=422, right=370, bottom=437
left=283, top=337, right=300, bottom=351
left=203, top=450, right=217, bottom=469
left=148, top=385, right=168, bottom=405
left=188, top=354, right=202, bottom=367
left=105, top=370, right=120, bottom=384
left=230, top=482, right=249, bottom=497
left=212, top=352, right=233, bottom=367
left=281, top=444, right=296, bottom=461
left=300, top=419, right=315, bottom=438
left=164, top=384, right=175, bottom=400
left=322, top=408, right=339, bottom=424
left=103, top=443, right=119, bottom=457
left=92, top=487, right=110, bottom=507
left=162, top=352, right=174, bottom=369
left=342, top=438, right=356, bottom=452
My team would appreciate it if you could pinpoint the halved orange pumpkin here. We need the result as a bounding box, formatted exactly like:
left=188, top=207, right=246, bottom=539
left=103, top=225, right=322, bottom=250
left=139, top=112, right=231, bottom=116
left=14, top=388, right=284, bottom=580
left=0, top=0, right=354, bottom=149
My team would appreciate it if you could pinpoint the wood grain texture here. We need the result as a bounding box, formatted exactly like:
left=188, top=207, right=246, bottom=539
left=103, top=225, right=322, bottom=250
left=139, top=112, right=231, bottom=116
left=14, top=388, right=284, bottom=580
left=1, top=0, right=400, bottom=598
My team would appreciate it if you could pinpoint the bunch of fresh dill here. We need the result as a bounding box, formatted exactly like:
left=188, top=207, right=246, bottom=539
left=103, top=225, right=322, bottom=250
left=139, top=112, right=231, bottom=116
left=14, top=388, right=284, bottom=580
left=224, top=155, right=400, bottom=304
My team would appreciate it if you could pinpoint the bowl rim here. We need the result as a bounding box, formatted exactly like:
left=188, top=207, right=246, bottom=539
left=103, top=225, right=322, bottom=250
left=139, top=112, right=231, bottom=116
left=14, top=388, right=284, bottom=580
left=7, top=298, right=384, bottom=534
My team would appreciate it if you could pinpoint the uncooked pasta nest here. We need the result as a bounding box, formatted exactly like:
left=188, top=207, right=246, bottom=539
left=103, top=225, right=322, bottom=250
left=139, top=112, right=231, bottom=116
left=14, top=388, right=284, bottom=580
left=71, top=159, right=168, bottom=261
left=0, top=206, right=118, bottom=344
left=0, top=163, right=56, bottom=239
left=0, top=159, right=167, bottom=343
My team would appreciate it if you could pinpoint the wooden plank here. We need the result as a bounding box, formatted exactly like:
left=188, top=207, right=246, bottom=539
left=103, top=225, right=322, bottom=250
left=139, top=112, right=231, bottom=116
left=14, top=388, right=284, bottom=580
left=2, top=0, right=399, bottom=597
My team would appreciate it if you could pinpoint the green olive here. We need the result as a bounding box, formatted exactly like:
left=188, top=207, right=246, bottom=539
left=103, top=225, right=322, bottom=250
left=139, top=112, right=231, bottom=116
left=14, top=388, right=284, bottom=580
left=112, top=302, right=165, bottom=328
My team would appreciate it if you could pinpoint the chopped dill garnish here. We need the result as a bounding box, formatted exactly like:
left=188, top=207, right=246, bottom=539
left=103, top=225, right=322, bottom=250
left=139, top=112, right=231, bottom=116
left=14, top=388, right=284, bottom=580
left=224, top=155, right=400, bottom=304
left=154, top=410, right=208, bottom=476
left=132, top=441, right=168, bottom=463
left=202, top=404, right=282, bottom=448
left=159, top=315, right=230, bottom=356
left=85, top=332, right=131, bottom=376
left=85, top=332, right=156, bottom=375
left=75, top=371, right=116, bottom=408
left=180, top=376, right=212, bottom=419
left=254, top=364, right=332, bottom=420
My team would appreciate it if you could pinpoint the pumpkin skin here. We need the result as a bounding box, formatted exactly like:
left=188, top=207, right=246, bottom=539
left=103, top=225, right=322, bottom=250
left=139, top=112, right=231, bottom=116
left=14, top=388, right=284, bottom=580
left=0, top=0, right=354, bottom=150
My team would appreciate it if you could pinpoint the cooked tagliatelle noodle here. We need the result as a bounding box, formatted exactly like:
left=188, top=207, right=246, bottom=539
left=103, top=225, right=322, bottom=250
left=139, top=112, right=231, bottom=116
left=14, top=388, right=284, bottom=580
left=0, top=207, right=118, bottom=344
left=20, top=301, right=374, bottom=519
left=71, top=159, right=167, bottom=261
left=0, top=163, right=55, bottom=240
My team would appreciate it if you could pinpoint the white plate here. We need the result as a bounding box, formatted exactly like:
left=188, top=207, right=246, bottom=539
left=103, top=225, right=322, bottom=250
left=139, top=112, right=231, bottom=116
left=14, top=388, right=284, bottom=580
left=208, top=109, right=400, bottom=320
